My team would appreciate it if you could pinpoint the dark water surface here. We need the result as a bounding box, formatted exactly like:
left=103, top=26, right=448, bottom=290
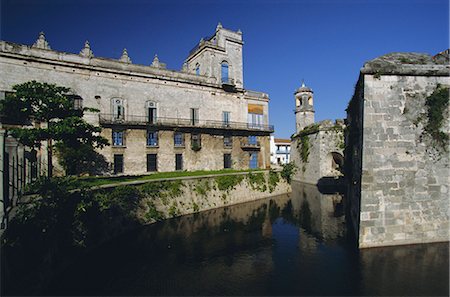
left=44, top=182, right=449, bottom=296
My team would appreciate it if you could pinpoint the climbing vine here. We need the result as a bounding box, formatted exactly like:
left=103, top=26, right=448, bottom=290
left=246, top=172, right=267, bottom=192
left=268, top=170, right=280, bottom=193
left=423, top=85, right=449, bottom=151
left=298, top=135, right=310, bottom=172
left=280, top=162, right=296, bottom=184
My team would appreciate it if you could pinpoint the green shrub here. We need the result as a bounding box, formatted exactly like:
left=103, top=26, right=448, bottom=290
left=281, top=162, right=297, bottom=184
left=268, top=170, right=280, bottom=192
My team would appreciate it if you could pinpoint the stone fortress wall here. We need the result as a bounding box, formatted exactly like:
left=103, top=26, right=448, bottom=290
left=346, top=50, right=450, bottom=248
left=291, top=120, right=345, bottom=185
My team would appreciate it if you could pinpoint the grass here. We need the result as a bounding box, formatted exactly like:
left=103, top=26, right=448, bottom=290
left=74, top=168, right=265, bottom=189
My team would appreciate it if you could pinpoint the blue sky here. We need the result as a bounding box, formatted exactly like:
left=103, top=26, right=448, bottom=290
left=1, top=0, right=448, bottom=138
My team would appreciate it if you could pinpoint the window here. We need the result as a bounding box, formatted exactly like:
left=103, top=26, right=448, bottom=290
left=195, top=64, right=200, bottom=75
left=147, top=154, right=157, bottom=172
left=222, top=111, right=230, bottom=126
left=248, top=135, right=257, bottom=145
left=112, top=130, right=124, bottom=146
left=191, top=133, right=201, bottom=150
left=247, top=104, right=264, bottom=129
left=175, top=154, right=183, bottom=170
left=224, top=135, right=232, bottom=148
left=191, top=108, right=199, bottom=125
left=174, top=132, right=184, bottom=147
left=248, top=113, right=263, bottom=129
left=147, top=130, right=158, bottom=146
left=249, top=153, right=258, bottom=169
left=68, top=95, right=83, bottom=110
left=114, top=154, right=124, bottom=174
left=147, top=101, right=157, bottom=124
left=224, top=154, right=232, bottom=169
left=112, top=99, right=125, bottom=120
left=221, top=61, right=229, bottom=83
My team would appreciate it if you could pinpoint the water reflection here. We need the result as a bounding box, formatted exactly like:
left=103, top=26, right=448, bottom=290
left=44, top=182, right=448, bottom=296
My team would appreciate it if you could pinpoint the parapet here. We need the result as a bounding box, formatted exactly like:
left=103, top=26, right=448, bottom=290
left=361, top=50, right=450, bottom=76
left=291, top=119, right=345, bottom=139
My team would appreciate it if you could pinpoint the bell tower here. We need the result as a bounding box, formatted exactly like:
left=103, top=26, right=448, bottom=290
left=294, top=81, right=315, bottom=133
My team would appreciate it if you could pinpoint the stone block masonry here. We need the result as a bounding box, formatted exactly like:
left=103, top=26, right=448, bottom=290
left=346, top=51, right=450, bottom=248
left=128, top=170, right=292, bottom=223
left=291, top=120, right=345, bottom=185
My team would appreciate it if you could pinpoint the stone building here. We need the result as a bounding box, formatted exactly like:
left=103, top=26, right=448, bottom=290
left=290, top=82, right=345, bottom=185
left=0, top=24, right=274, bottom=176
left=345, top=50, right=449, bottom=248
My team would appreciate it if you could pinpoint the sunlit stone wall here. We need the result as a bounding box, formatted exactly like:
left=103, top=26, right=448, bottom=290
left=346, top=51, right=450, bottom=248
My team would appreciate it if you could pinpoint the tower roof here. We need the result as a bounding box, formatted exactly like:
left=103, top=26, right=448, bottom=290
left=295, top=80, right=313, bottom=93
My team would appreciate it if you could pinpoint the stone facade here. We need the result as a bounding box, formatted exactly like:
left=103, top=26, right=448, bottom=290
left=290, top=82, right=345, bottom=185
left=0, top=25, right=273, bottom=175
left=345, top=51, right=450, bottom=248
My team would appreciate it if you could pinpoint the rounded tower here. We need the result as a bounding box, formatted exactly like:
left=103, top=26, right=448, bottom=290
left=294, top=81, right=315, bottom=133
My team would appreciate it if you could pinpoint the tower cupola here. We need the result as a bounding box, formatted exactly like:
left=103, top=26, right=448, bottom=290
left=294, top=80, right=315, bottom=132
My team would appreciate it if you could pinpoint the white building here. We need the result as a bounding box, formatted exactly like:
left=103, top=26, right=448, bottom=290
left=270, top=136, right=291, bottom=165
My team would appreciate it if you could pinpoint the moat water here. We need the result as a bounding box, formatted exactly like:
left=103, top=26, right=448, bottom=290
left=43, top=181, right=448, bottom=296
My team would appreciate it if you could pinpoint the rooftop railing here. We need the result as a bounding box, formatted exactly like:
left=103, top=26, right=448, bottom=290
left=99, top=114, right=274, bottom=133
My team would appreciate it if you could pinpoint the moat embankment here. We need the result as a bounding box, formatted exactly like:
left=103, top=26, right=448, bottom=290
left=1, top=170, right=292, bottom=295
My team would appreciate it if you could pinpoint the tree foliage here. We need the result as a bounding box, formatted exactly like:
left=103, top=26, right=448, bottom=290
left=0, top=81, right=109, bottom=175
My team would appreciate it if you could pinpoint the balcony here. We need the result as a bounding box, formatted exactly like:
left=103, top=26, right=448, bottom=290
left=99, top=114, right=274, bottom=135
left=240, top=140, right=261, bottom=150
left=221, top=78, right=236, bottom=92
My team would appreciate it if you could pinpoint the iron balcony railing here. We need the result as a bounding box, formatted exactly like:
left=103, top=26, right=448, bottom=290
left=240, top=140, right=261, bottom=150
left=99, top=114, right=274, bottom=133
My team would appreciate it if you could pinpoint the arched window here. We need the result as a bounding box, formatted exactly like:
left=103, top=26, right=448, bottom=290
left=327, top=152, right=344, bottom=174
left=195, top=64, right=200, bottom=75
left=221, top=61, right=229, bottom=83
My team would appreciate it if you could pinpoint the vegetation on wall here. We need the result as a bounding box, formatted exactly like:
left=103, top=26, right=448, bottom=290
left=246, top=172, right=267, bottom=192
left=268, top=170, right=280, bottom=193
left=145, top=201, right=165, bottom=221
left=423, top=85, right=449, bottom=151
left=293, top=124, right=320, bottom=172
left=280, top=162, right=296, bottom=184
left=214, top=174, right=244, bottom=192
left=139, top=180, right=184, bottom=200
left=194, top=179, right=212, bottom=197
left=298, top=135, right=310, bottom=172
